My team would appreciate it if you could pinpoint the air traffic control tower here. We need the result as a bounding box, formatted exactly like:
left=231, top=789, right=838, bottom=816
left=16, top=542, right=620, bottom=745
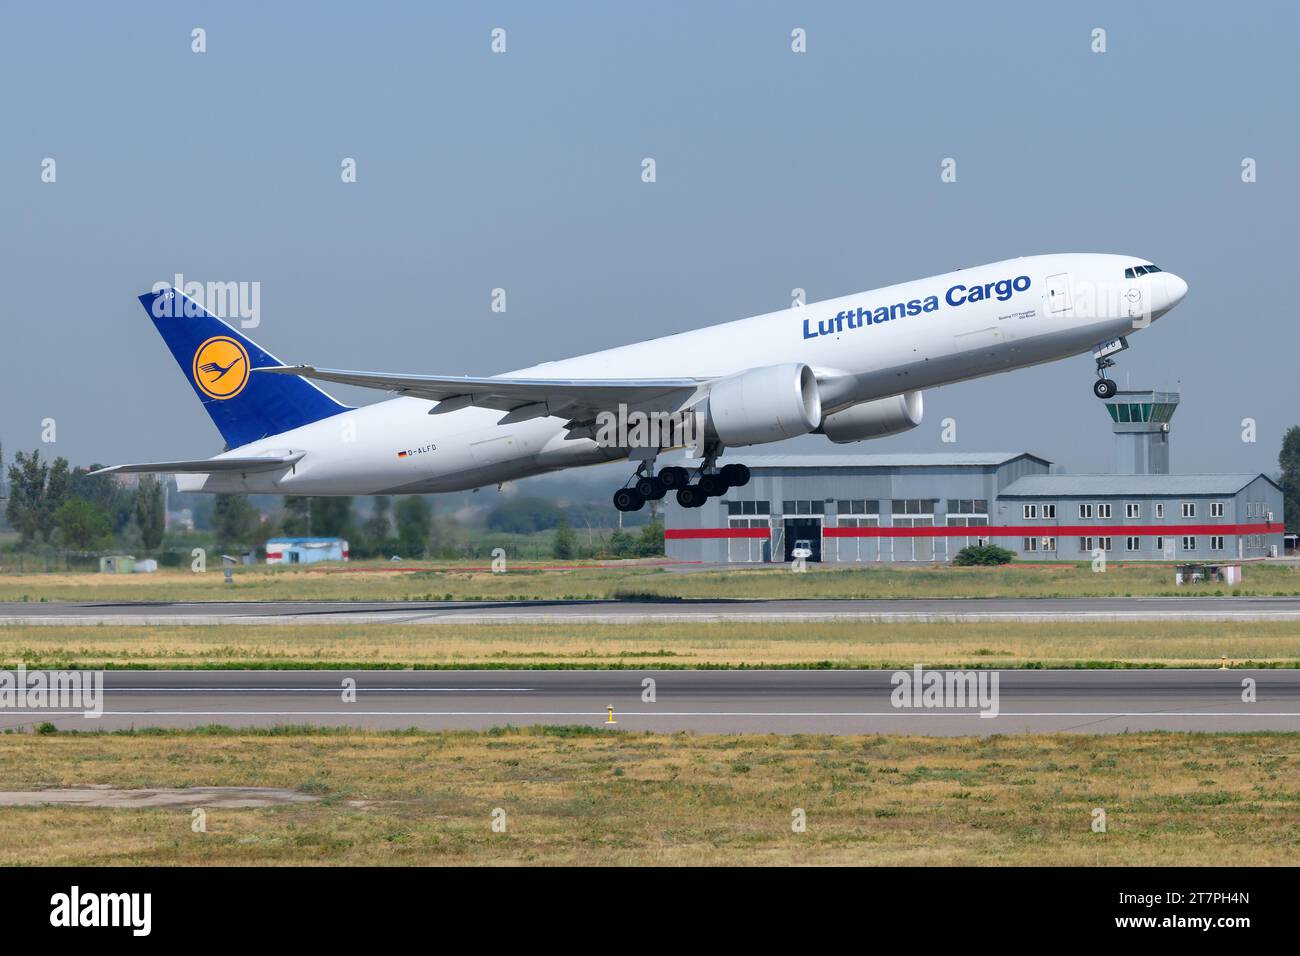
left=1102, top=388, right=1179, bottom=475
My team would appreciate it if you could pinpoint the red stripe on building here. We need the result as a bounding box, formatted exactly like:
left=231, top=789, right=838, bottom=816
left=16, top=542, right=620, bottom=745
left=664, top=527, right=772, bottom=540
left=669, top=523, right=1277, bottom=540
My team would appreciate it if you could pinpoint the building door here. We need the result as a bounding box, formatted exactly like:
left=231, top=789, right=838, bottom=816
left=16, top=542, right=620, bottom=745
left=835, top=517, right=879, bottom=561
left=727, top=520, right=769, bottom=563
left=783, top=519, right=822, bottom=562
left=893, top=516, right=934, bottom=562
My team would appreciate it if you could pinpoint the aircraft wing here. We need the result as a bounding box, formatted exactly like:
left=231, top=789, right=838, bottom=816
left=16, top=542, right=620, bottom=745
left=256, top=365, right=704, bottom=424
left=88, top=454, right=303, bottom=476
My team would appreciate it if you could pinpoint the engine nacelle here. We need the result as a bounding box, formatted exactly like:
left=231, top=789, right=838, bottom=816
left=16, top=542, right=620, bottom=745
left=819, top=390, right=923, bottom=443
left=704, top=363, right=822, bottom=447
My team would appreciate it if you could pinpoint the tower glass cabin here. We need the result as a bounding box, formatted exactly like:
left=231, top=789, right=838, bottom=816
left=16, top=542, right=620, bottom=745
left=1102, top=388, right=1179, bottom=475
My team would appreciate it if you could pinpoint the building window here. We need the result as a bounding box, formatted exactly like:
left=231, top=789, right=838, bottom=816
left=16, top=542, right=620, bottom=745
left=1097, top=503, right=1112, bottom=519
left=892, top=499, right=937, bottom=515
left=1155, top=536, right=1165, bottom=553
left=1079, top=536, right=1093, bottom=552
left=1210, top=535, right=1224, bottom=551
left=1182, top=502, right=1196, bottom=518
left=1155, top=503, right=1165, bottom=519
left=1126, top=536, right=1141, bottom=552
left=1125, top=503, right=1141, bottom=519
left=1182, top=536, right=1196, bottom=551
left=946, top=499, right=988, bottom=516
left=1211, top=502, right=1224, bottom=518
left=1078, top=504, right=1093, bottom=519
left=836, top=499, right=879, bottom=515
left=1023, top=504, right=1038, bottom=520
left=1043, top=536, right=1057, bottom=552
left=1022, top=537, right=1038, bottom=552
left=783, top=500, right=825, bottom=515
left=1099, top=536, right=1112, bottom=552
left=1042, top=504, right=1056, bottom=519
left=728, top=500, right=772, bottom=516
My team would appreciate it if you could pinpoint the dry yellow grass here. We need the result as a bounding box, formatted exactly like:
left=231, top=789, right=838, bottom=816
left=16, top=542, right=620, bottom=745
left=2, top=560, right=1298, bottom=603
left=3, top=620, right=1298, bottom=669
left=0, top=727, right=1296, bottom=865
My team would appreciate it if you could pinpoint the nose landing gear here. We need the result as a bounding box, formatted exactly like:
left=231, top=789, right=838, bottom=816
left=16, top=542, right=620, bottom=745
left=1093, top=374, right=1118, bottom=400
left=1091, top=337, right=1127, bottom=399
left=1093, top=357, right=1118, bottom=399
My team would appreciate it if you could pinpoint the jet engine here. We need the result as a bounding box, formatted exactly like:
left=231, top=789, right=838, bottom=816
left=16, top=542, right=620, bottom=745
left=703, top=363, right=822, bottom=447
left=818, top=390, right=923, bottom=443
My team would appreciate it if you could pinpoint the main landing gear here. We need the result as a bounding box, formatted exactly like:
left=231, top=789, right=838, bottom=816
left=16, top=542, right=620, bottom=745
left=612, top=458, right=751, bottom=512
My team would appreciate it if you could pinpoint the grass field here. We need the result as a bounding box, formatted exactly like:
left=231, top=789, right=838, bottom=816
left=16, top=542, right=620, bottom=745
left=1, top=560, right=1299, bottom=603
left=3, top=620, right=1298, bottom=669
left=1, top=726, right=1296, bottom=865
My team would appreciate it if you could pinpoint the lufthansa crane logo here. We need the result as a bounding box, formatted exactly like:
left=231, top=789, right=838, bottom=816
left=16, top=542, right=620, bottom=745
left=192, top=336, right=250, bottom=400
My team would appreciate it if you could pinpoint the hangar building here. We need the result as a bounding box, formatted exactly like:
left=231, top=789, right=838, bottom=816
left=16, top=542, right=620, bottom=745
left=663, top=388, right=1284, bottom=563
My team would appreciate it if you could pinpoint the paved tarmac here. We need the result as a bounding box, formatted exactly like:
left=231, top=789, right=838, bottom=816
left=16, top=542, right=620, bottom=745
left=3, top=668, right=1297, bottom=735
left=3, top=596, right=1300, bottom=625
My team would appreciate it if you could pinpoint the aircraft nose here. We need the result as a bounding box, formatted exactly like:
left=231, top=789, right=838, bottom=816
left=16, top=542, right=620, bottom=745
left=1164, top=272, right=1188, bottom=307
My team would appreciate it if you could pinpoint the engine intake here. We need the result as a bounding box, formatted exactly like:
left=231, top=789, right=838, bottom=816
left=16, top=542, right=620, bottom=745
left=819, top=391, right=923, bottom=443
left=704, top=363, right=821, bottom=447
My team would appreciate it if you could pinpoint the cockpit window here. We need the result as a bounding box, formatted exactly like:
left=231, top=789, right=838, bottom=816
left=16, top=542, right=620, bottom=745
left=1124, top=264, right=1162, bottom=278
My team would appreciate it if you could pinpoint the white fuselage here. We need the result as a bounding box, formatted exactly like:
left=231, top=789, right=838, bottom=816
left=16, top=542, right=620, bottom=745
left=179, top=253, right=1186, bottom=495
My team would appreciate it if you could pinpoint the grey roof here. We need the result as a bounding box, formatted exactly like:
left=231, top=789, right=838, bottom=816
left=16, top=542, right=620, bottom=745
left=999, top=474, right=1278, bottom=497
left=736, top=452, right=1048, bottom=470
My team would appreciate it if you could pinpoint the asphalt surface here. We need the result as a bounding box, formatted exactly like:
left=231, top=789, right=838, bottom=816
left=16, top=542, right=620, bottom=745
left=5, top=669, right=1298, bottom=735
left=4, top=596, right=1300, bottom=624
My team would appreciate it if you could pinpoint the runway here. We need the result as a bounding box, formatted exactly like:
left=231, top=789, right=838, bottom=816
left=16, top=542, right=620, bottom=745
left=5, top=669, right=1299, bottom=735
left=4, top=595, right=1300, bottom=625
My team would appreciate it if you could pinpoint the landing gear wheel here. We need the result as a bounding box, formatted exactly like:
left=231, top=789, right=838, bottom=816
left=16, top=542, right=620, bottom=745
left=613, top=488, right=645, bottom=512
left=1093, top=378, right=1117, bottom=399
left=719, top=463, right=750, bottom=488
left=699, top=474, right=726, bottom=497
left=675, top=485, right=707, bottom=509
left=658, top=466, right=689, bottom=490
left=635, top=475, right=666, bottom=500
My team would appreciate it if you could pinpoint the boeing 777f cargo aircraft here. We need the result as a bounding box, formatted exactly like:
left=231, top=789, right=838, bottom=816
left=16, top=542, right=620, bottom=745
left=97, top=254, right=1188, bottom=512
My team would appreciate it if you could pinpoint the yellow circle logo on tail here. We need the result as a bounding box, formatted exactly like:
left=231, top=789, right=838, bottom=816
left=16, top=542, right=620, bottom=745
left=192, top=336, right=250, bottom=400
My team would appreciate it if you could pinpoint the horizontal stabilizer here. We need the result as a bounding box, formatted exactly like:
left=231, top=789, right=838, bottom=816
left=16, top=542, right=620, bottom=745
left=89, top=454, right=302, bottom=476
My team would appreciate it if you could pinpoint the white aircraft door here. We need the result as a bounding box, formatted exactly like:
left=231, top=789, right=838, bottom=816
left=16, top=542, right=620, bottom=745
left=1045, top=273, right=1073, bottom=314
left=469, top=435, right=519, bottom=467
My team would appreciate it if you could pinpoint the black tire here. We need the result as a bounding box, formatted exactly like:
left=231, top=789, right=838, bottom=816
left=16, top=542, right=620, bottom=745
left=719, top=463, right=750, bottom=487
left=699, top=474, right=725, bottom=497
left=1093, top=378, right=1117, bottom=399
left=613, top=488, right=645, bottom=512
left=658, top=466, right=689, bottom=490
left=675, top=485, right=705, bottom=509
left=635, top=475, right=666, bottom=500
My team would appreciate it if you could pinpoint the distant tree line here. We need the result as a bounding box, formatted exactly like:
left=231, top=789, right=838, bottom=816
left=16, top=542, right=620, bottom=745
left=2, top=447, right=165, bottom=551
left=1, top=444, right=665, bottom=561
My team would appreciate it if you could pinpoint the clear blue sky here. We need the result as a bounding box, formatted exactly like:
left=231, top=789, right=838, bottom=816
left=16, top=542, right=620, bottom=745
left=2, top=1, right=1296, bottom=478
